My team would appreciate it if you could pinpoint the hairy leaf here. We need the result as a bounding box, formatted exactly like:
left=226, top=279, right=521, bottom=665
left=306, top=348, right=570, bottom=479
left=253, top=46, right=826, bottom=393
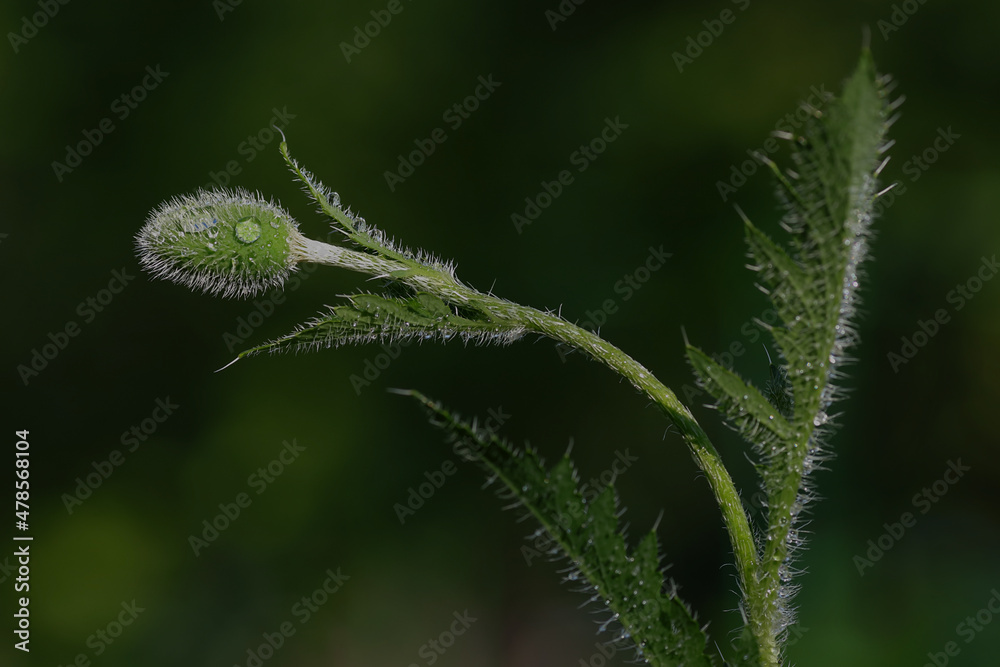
left=237, top=292, right=524, bottom=357
left=405, top=391, right=717, bottom=667
left=685, top=345, right=796, bottom=445
left=685, top=50, right=896, bottom=660
left=280, top=139, right=458, bottom=276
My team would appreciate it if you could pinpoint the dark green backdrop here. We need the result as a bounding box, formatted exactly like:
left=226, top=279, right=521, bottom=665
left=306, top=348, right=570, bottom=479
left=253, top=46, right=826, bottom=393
left=3, top=1, right=998, bottom=665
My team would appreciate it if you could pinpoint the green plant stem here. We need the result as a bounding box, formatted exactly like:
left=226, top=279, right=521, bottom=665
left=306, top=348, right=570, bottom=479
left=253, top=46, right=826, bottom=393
left=446, top=281, right=774, bottom=662
left=295, top=240, right=776, bottom=663
left=490, top=300, right=776, bottom=665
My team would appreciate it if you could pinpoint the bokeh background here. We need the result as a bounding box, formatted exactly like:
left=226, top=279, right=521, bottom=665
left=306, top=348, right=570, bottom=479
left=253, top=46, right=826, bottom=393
left=3, top=1, right=999, bottom=665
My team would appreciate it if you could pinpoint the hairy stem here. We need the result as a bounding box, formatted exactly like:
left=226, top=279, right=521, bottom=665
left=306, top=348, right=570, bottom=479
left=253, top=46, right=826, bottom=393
left=295, top=237, right=775, bottom=662
left=435, top=289, right=769, bottom=663
left=496, top=302, right=775, bottom=665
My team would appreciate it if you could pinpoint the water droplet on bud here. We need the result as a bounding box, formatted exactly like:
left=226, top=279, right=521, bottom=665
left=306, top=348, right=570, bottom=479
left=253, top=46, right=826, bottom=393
left=235, top=216, right=262, bottom=244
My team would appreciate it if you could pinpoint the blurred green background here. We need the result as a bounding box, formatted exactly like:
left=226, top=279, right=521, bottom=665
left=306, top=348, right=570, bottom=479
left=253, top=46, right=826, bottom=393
left=3, top=0, right=999, bottom=665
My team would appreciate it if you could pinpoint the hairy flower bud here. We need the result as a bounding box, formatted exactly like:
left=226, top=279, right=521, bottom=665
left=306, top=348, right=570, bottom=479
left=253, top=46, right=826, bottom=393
left=135, top=188, right=307, bottom=298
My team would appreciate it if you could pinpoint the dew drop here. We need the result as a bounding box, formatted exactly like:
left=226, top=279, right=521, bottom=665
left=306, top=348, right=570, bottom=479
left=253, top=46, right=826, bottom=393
left=235, top=216, right=262, bottom=244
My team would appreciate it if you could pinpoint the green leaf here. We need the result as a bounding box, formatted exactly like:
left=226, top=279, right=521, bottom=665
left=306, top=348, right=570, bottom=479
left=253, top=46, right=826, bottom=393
left=743, top=219, right=814, bottom=329
left=685, top=344, right=796, bottom=445
left=405, top=391, right=717, bottom=667
left=237, top=292, right=524, bottom=357
left=685, top=50, right=896, bottom=659
left=762, top=353, right=795, bottom=421
left=279, top=140, right=457, bottom=276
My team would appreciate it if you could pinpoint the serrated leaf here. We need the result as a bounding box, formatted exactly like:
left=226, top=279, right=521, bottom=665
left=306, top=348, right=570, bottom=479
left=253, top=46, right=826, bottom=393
left=237, top=292, right=525, bottom=357
left=687, top=52, right=895, bottom=661
left=350, top=293, right=441, bottom=326
left=744, top=219, right=814, bottom=328
left=280, top=140, right=458, bottom=276
left=762, top=356, right=795, bottom=421
left=686, top=345, right=795, bottom=443
left=405, top=391, right=716, bottom=667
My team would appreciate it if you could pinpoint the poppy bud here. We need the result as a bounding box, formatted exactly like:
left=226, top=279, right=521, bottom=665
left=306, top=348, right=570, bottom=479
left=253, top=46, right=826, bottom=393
left=135, top=188, right=307, bottom=298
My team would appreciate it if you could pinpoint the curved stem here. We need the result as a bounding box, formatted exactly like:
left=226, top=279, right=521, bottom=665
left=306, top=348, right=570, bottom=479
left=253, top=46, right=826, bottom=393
left=291, top=238, right=775, bottom=664
left=476, top=297, right=775, bottom=665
